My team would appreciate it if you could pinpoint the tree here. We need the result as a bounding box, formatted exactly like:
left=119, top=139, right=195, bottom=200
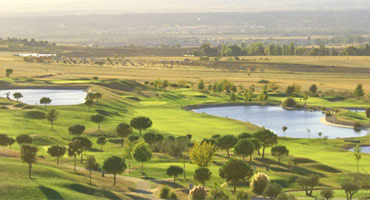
left=219, top=158, right=253, bottom=192
left=251, top=172, right=270, bottom=195
left=354, top=84, right=364, bottom=99
left=68, top=141, right=79, bottom=172
left=321, top=188, right=334, bottom=200
left=365, top=108, right=370, bottom=122
left=21, top=144, right=38, bottom=178
left=189, top=142, right=215, bottom=167
left=271, top=145, right=289, bottom=164
left=86, top=92, right=96, bottom=101
left=6, top=68, right=13, bottom=77
left=309, top=84, right=318, bottom=94
left=46, top=109, right=58, bottom=131
left=7, top=137, right=15, bottom=149
left=103, top=156, right=126, bottom=186
left=116, top=122, right=133, bottom=147
left=230, top=93, right=237, bottom=102
left=85, top=99, right=94, bottom=111
left=85, top=155, right=99, bottom=185
left=72, top=136, right=93, bottom=164
left=16, top=134, right=32, bottom=145
left=297, top=174, right=320, bottom=196
left=68, top=124, right=86, bottom=136
left=282, top=98, right=296, bottom=108
left=0, top=134, right=10, bottom=147
left=251, top=138, right=261, bottom=155
left=282, top=126, right=288, bottom=137
left=123, top=139, right=136, bottom=172
left=13, top=92, right=23, bottom=102
left=194, top=167, right=212, bottom=187
left=255, top=129, right=278, bottom=159
left=40, top=97, right=52, bottom=107
left=91, top=114, right=104, bottom=131
left=47, top=145, right=67, bottom=165
left=216, top=135, right=237, bottom=158
left=341, top=182, right=359, bottom=200
left=234, top=139, right=254, bottom=161
left=166, top=165, right=183, bottom=188
left=264, top=183, right=282, bottom=200
left=96, top=136, right=107, bottom=152
left=130, top=116, right=153, bottom=136
left=198, top=80, right=205, bottom=90
left=132, top=142, right=152, bottom=175
left=353, top=144, right=362, bottom=173
left=95, top=92, right=102, bottom=103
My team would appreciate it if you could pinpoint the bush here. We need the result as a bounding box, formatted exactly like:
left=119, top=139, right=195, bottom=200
left=321, top=188, right=334, bottom=200
left=263, top=183, right=282, bottom=200
left=277, top=192, right=297, bottom=200
left=250, top=172, right=270, bottom=195
left=257, top=79, right=270, bottom=83
left=169, top=192, right=178, bottom=200
left=353, top=122, right=362, bottom=132
left=189, top=185, right=206, bottom=200
left=282, top=98, right=297, bottom=108
left=236, top=191, right=250, bottom=200
left=160, top=187, right=171, bottom=199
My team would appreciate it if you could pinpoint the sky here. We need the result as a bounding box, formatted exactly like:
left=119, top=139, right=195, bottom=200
left=1, top=0, right=370, bottom=15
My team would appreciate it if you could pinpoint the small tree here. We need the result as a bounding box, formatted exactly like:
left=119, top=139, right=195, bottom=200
left=40, top=97, right=52, bottom=107
left=255, top=129, right=278, bottom=159
left=7, top=137, right=15, bottom=149
left=103, top=156, right=126, bottom=186
left=116, top=122, right=133, bottom=147
left=16, top=134, right=32, bottom=145
left=72, top=136, right=93, bottom=164
left=130, top=116, right=153, bottom=136
left=263, top=183, right=282, bottom=200
left=341, top=182, right=359, bottom=200
left=68, top=141, right=79, bottom=172
left=250, top=172, right=270, bottom=196
left=353, top=144, right=362, bottom=173
left=297, top=174, right=320, bottom=196
left=194, top=167, right=212, bottom=187
left=354, top=84, right=364, bottom=99
left=282, top=126, right=288, bottom=137
left=93, top=136, right=105, bottom=151
left=271, top=145, right=289, bottom=164
left=21, top=144, right=38, bottom=178
left=219, top=158, right=253, bottom=192
left=365, top=108, right=370, bottom=122
left=68, top=124, right=86, bottom=136
left=309, top=84, right=318, bottom=95
left=95, top=92, right=102, bottom=103
left=6, top=68, right=13, bottom=77
left=85, top=155, right=99, bottom=185
left=166, top=165, right=183, bottom=188
left=234, top=139, right=254, bottom=161
left=216, top=135, right=237, bottom=158
left=132, top=142, right=152, bottom=175
left=91, top=114, right=104, bottom=131
left=189, top=142, right=215, bottom=167
left=85, top=99, right=94, bottom=111
left=0, top=134, right=10, bottom=147
left=47, top=145, right=67, bottom=165
left=46, top=109, right=58, bottom=131
left=321, top=188, right=334, bottom=200
left=123, top=139, right=136, bottom=172
left=230, top=93, right=237, bottom=102
left=13, top=92, right=23, bottom=102
left=198, top=80, right=205, bottom=90
left=189, top=185, right=207, bottom=200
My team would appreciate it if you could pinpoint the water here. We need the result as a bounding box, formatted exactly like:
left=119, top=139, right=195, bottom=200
left=348, top=146, right=370, bottom=154
left=193, top=105, right=368, bottom=139
left=0, top=89, right=87, bottom=106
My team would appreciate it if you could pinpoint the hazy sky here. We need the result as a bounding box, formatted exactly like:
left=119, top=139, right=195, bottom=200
left=2, top=0, right=370, bottom=15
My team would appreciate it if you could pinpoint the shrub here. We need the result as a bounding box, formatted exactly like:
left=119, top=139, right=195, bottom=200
left=257, top=79, right=270, bottom=83
left=263, top=183, right=282, bottom=200
left=353, top=122, right=362, bottom=132
left=277, top=192, right=297, bottom=200
left=321, top=188, right=334, bottom=200
left=169, top=192, right=178, bottom=200
left=189, top=185, right=206, bottom=200
left=160, top=187, right=171, bottom=199
left=282, top=98, right=297, bottom=108
left=251, top=172, right=270, bottom=195
left=236, top=191, right=250, bottom=200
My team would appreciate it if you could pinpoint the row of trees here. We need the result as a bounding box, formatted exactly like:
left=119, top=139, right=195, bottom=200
left=194, top=43, right=370, bottom=57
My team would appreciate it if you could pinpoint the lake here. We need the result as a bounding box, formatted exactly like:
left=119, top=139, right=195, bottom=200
left=193, top=105, right=368, bottom=138
left=348, top=146, right=370, bottom=154
left=0, top=89, right=87, bottom=106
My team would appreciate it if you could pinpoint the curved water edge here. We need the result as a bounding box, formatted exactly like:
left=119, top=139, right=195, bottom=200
left=0, top=88, right=88, bottom=106
left=348, top=146, right=370, bottom=154
left=191, top=104, right=369, bottom=139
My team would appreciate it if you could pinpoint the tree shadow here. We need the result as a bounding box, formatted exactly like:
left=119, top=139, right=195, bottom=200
left=31, top=179, right=64, bottom=200
left=65, top=183, right=122, bottom=200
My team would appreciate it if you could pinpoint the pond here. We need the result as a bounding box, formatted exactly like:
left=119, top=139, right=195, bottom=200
left=193, top=105, right=369, bottom=139
left=0, top=89, right=87, bottom=106
left=348, top=146, right=370, bottom=154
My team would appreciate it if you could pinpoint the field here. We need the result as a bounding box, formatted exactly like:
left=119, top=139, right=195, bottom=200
left=0, top=50, right=370, bottom=199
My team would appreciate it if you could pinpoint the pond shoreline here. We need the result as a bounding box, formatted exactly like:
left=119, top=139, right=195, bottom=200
left=184, top=102, right=370, bottom=132
left=0, top=85, right=89, bottom=90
